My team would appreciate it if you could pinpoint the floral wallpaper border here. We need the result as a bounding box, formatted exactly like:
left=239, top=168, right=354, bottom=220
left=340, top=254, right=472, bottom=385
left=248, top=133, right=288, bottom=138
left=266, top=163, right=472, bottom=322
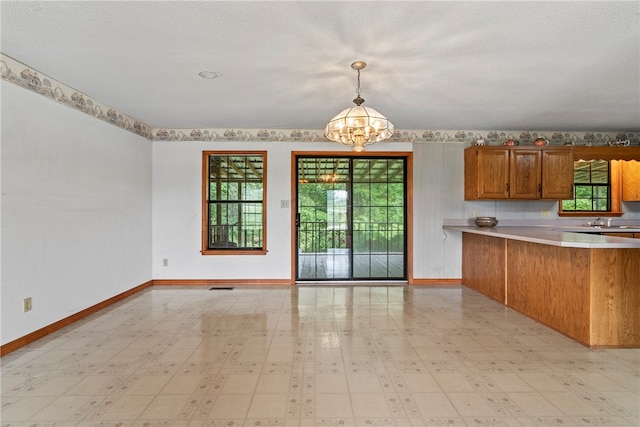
left=1, top=53, right=152, bottom=139
left=2, top=53, right=637, bottom=146
left=150, top=127, right=637, bottom=146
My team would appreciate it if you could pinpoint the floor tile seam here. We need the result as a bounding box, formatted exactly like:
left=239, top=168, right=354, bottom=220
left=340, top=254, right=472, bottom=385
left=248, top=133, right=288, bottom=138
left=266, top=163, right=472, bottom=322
left=449, top=389, right=605, bottom=419
left=31, top=393, right=110, bottom=424
left=96, top=369, right=155, bottom=398
left=503, top=415, right=640, bottom=427
left=470, top=390, right=567, bottom=417
left=96, top=392, right=152, bottom=423
left=556, top=372, right=636, bottom=392
left=337, top=356, right=418, bottom=420
left=564, top=389, right=640, bottom=417
left=139, top=392, right=214, bottom=422
left=35, top=373, right=125, bottom=398
left=0, top=379, right=87, bottom=397
left=25, top=398, right=100, bottom=424
left=0, top=395, right=36, bottom=419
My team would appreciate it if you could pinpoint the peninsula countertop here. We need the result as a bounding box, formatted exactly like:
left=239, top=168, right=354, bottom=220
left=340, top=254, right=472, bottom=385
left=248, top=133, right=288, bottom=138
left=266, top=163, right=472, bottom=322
left=453, top=220, right=640, bottom=347
left=442, top=224, right=640, bottom=249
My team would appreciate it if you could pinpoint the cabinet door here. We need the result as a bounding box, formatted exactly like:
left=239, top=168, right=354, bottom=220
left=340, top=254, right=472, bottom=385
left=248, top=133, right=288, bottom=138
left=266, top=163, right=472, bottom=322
left=601, top=232, right=635, bottom=238
left=477, top=148, right=510, bottom=199
left=509, top=150, right=541, bottom=199
left=542, top=149, right=574, bottom=199
left=622, top=161, right=640, bottom=201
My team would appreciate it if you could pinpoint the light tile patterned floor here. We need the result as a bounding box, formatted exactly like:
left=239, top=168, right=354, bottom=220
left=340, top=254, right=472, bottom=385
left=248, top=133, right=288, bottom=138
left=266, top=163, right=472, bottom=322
left=1, top=285, right=638, bottom=427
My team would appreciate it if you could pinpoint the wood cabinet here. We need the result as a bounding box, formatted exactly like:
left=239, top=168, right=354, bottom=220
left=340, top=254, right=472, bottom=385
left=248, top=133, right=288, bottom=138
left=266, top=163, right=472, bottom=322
left=541, top=149, right=576, bottom=198
left=510, top=149, right=542, bottom=199
left=572, top=146, right=640, bottom=162
left=506, top=240, right=640, bottom=348
left=601, top=232, right=640, bottom=238
left=465, top=147, right=509, bottom=199
left=461, top=232, right=640, bottom=347
left=464, top=146, right=573, bottom=200
left=461, top=233, right=506, bottom=303
left=621, top=161, right=640, bottom=201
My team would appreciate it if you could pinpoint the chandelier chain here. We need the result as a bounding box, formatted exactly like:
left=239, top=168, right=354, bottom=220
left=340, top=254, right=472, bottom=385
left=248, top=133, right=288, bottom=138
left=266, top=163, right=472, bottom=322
left=353, top=67, right=365, bottom=106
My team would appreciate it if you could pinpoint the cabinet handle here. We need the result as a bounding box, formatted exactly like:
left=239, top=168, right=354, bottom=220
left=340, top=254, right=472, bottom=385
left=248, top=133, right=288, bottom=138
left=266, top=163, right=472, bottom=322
left=506, top=182, right=510, bottom=193
left=538, top=183, right=542, bottom=194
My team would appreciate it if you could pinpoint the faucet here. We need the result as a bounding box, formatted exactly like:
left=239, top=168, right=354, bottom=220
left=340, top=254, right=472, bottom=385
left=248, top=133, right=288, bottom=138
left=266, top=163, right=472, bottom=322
left=590, top=217, right=605, bottom=227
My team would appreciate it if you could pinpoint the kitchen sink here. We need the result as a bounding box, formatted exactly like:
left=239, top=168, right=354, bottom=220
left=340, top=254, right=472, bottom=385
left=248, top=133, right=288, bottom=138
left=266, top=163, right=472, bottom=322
left=559, top=225, right=640, bottom=232
left=580, top=225, right=638, bottom=229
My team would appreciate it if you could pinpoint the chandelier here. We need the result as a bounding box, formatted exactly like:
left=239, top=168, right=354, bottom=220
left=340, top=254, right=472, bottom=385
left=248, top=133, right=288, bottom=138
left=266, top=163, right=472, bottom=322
left=324, top=61, right=394, bottom=152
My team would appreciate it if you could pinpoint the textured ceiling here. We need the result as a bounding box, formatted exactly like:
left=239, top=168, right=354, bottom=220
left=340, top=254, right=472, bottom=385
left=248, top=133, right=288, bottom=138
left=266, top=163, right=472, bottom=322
left=2, top=1, right=639, bottom=133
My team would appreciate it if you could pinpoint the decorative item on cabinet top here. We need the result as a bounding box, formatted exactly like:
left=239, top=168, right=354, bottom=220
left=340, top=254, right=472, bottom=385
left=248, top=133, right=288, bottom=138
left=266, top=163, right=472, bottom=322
left=608, top=139, right=630, bottom=146
left=474, top=132, right=638, bottom=148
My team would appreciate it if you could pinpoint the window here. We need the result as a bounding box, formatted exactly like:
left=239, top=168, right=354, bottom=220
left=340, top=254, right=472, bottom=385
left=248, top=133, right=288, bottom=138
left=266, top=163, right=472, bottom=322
left=561, top=160, right=610, bottom=212
left=560, top=159, right=625, bottom=216
left=202, top=152, right=266, bottom=254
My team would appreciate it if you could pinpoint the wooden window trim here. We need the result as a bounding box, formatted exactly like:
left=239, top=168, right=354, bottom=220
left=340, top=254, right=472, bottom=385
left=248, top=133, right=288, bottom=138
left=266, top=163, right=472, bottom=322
left=558, top=159, right=623, bottom=217
left=201, top=151, right=268, bottom=255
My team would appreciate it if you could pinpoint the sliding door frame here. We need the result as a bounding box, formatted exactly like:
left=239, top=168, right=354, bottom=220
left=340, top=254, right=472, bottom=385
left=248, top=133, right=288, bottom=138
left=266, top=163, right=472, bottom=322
left=290, top=151, right=413, bottom=283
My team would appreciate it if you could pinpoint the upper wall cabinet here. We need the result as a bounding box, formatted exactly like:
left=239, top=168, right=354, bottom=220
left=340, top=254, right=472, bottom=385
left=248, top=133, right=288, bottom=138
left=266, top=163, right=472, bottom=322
left=572, top=146, right=640, bottom=162
left=621, top=161, right=640, bottom=201
left=541, top=149, right=576, bottom=199
left=464, top=146, right=574, bottom=200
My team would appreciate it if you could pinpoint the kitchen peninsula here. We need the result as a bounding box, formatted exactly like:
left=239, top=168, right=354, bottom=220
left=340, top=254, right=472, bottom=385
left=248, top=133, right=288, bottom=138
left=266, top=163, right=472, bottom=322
left=443, top=224, right=640, bottom=348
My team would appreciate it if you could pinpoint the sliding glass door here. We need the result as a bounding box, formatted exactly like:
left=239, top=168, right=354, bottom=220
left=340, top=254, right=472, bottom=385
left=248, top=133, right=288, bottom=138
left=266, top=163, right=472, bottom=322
left=296, top=156, right=406, bottom=281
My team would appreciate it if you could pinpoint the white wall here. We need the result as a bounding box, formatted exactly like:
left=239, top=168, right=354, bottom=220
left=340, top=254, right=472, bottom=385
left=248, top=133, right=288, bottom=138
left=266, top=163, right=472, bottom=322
left=151, top=141, right=475, bottom=282
left=623, top=202, right=640, bottom=216
left=152, top=141, right=420, bottom=281
left=1, top=81, right=152, bottom=345
left=152, top=141, right=296, bottom=280
left=412, top=143, right=467, bottom=279
left=153, top=140, right=640, bottom=283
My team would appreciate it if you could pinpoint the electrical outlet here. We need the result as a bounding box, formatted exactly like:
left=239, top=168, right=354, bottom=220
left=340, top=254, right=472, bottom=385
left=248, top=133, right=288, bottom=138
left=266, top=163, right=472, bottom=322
left=473, top=210, right=479, bottom=217
left=540, top=210, right=549, bottom=218
left=24, top=297, right=32, bottom=312
left=162, top=258, right=168, bottom=267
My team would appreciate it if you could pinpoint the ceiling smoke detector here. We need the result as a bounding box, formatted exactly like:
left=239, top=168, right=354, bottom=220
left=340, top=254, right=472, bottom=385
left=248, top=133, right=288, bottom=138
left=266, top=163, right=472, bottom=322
left=199, top=71, right=223, bottom=79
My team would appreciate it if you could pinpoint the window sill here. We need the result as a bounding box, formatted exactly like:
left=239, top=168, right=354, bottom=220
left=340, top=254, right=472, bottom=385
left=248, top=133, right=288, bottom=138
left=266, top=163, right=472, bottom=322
left=558, top=212, right=624, bottom=217
left=201, top=249, right=268, bottom=256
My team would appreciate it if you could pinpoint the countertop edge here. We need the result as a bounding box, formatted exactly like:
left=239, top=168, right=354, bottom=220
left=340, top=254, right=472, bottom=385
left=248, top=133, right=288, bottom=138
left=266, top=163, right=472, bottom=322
left=442, top=225, right=640, bottom=249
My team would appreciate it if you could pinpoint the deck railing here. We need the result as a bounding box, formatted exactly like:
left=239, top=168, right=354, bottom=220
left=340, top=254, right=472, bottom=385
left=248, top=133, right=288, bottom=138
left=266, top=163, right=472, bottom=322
left=210, top=224, right=262, bottom=249
left=298, top=221, right=404, bottom=253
